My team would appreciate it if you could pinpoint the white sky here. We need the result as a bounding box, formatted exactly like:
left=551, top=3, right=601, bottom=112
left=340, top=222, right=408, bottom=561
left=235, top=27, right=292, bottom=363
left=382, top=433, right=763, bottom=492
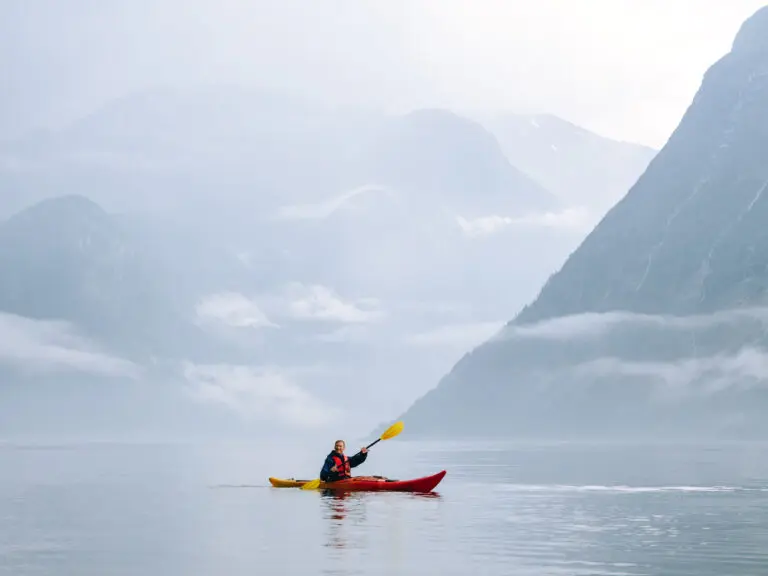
left=2, top=0, right=765, bottom=147
left=404, top=0, right=768, bottom=146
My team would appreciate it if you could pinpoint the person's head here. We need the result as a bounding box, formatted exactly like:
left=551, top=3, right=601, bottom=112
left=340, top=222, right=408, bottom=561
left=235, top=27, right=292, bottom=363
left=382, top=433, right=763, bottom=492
left=333, top=440, right=345, bottom=454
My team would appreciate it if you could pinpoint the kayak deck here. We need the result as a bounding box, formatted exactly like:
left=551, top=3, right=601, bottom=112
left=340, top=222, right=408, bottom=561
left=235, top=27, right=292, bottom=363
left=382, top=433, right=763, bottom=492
left=269, top=470, right=446, bottom=492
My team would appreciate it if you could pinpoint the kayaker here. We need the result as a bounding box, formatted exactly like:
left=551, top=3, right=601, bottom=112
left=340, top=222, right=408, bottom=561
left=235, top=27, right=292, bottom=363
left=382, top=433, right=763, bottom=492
left=319, top=440, right=368, bottom=482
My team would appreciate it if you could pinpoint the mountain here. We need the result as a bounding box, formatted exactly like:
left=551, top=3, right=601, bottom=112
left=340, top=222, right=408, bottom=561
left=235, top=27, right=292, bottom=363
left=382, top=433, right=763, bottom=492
left=2, top=88, right=574, bottom=310
left=0, top=94, right=581, bottom=438
left=366, top=109, right=558, bottom=216
left=0, top=86, right=373, bottom=219
left=0, top=91, right=556, bottom=220
left=0, top=194, right=246, bottom=362
left=397, top=6, right=768, bottom=440
left=0, top=93, right=573, bottom=316
left=482, top=113, right=657, bottom=218
left=0, top=85, right=650, bottom=438
left=0, top=195, right=167, bottom=351
left=0, top=194, right=344, bottom=439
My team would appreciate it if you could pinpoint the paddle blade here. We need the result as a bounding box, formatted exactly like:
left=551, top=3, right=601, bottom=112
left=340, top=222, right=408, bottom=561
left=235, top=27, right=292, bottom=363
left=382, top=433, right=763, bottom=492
left=301, top=478, right=321, bottom=491
left=380, top=420, right=404, bottom=441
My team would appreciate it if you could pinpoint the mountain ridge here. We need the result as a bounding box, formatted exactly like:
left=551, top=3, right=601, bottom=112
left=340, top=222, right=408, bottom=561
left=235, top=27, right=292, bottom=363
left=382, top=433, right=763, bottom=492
left=478, top=112, right=656, bottom=217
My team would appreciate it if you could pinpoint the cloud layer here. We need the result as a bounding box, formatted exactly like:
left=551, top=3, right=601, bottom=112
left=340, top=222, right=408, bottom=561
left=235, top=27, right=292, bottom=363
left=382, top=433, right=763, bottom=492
left=486, top=306, right=768, bottom=404
left=196, top=292, right=278, bottom=328
left=0, top=312, right=139, bottom=378
left=456, top=207, right=593, bottom=237
left=196, top=283, right=385, bottom=334
left=182, top=362, right=338, bottom=429
left=404, top=321, right=506, bottom=349
left=273, top=185, right=393, bottom=221
left=574, top=347, right=768, bottom=402
left=500, top=307, right=768, bottom=342
left=284, top=283, right=385, bottom=323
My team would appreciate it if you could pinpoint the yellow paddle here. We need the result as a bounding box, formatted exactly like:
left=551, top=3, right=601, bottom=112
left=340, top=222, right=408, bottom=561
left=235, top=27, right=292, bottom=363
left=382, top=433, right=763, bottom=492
left=300, top=421, right=405, bottom=491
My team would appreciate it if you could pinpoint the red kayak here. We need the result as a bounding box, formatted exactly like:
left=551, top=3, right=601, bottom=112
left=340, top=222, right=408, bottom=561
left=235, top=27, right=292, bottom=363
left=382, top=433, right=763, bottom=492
left=269, top=470, right=446, bottom=492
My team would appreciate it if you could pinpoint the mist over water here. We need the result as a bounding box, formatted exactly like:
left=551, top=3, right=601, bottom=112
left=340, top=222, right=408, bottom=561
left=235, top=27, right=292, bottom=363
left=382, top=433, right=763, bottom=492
left=4, top=3, right=768, bottom=574
left=3, top=439, right=768, bottom=576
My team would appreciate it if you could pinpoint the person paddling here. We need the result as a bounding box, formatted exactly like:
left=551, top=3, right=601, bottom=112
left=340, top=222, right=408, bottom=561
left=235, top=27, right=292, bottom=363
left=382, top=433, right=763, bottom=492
left=319, top=440, right=368, bottom=482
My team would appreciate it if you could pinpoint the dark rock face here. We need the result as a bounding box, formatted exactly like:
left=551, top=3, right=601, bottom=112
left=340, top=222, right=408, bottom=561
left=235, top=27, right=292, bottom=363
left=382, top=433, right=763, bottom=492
left=397, top=7, right=768, bottom=440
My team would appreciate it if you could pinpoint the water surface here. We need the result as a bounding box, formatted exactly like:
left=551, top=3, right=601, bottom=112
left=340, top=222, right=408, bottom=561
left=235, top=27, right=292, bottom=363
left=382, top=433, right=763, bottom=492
left=2, top=439, right=768, bottom=575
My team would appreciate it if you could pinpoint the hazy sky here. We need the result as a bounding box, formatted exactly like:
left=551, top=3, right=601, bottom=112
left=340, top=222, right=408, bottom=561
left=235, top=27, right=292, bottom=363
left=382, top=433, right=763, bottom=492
left=2, top=0, right=765, bottom=147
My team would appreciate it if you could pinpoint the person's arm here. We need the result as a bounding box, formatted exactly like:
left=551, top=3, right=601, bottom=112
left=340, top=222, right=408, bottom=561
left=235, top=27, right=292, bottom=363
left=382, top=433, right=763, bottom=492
left=319, top=455, right=335, bottom=481
left=348, top=450, right=368, bottom=468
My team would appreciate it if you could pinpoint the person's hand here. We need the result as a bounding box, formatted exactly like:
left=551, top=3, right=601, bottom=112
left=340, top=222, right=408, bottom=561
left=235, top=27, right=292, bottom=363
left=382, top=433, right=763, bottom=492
left=360, top=447, right=368, bottom=454
left=330, top=465, right=338, bottom=472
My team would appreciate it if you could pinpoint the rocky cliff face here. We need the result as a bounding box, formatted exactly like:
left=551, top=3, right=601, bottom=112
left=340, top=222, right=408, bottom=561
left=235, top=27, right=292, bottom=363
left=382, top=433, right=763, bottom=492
left=398, top=7, right=768, bottom=440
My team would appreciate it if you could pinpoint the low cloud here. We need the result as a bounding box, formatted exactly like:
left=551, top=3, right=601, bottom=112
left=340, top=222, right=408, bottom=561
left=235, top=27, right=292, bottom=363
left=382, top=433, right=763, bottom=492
left=313, top=324, right=373, bottom=343
left=0, top=312, right=139, bottom=378
left=456, top=206, right=593, bottom=237
left=282, top=282, right=385, bottom=324
left=182, top=363, right=339, bottom=429
left=197, top=285, right=385, bottom=340
left=273, top=184, right=392, bottom=220
left=196, top=292, right=278, bottom=328
left=573, top=347, right=768, bottom=401
left=234, top=252, right=253, bottom=268
left=501, top=306, right=768, bottom=342
left=404, top=321, right=506, bottom=349
left=491, top=307, right=768, bottom=402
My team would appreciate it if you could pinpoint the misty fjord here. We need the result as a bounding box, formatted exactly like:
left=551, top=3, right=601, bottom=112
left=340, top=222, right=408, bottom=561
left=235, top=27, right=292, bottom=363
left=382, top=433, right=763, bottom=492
left=399, top=5, right=768, bottom=441
left=4, top=2, right=768, bottom=575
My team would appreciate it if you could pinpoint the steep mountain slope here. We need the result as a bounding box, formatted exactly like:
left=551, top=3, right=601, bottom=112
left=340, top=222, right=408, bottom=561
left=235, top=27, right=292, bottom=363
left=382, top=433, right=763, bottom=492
left=398, top=6, right=768, bottom=440
left=483, top=113, right=656, bottom=217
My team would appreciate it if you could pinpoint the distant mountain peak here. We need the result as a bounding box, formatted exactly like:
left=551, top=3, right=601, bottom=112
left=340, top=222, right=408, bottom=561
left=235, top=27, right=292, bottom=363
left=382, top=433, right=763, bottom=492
left=732, top=6, right=768, bottom=55
left=17, top=193, right=103, bottom=212
left=367, top=106, right=559, bottom=214
left=4, top=194, right=107, bottom=228
left=390, top=107, right=507, bottom=154
left=481, top=112, right=656, bottom=215
left=400, top=107, right=484, bottom=127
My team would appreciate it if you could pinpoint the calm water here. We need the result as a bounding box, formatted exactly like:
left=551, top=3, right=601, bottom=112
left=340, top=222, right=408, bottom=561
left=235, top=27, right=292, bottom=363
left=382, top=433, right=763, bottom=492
left=2, top=439, right=768, bottom=575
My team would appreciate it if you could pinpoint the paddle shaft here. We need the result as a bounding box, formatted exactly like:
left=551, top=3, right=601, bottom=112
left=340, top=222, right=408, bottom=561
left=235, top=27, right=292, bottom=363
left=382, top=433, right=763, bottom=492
left=340, top=440, right=378, bottom=468
left=346, top=439, right=379, bottom=460
left=364, top=438, right=381, bottom=451
left=345, top=438, right=381, bottom=460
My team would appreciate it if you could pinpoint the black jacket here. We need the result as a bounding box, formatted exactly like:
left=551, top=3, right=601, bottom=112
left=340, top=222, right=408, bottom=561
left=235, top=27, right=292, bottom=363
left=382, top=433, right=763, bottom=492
left=319, top=449, right=368, bottom=482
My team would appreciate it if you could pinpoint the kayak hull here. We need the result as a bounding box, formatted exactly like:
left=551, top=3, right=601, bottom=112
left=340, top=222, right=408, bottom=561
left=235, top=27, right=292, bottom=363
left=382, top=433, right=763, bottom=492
left=269, top=470, right=446, bottom=492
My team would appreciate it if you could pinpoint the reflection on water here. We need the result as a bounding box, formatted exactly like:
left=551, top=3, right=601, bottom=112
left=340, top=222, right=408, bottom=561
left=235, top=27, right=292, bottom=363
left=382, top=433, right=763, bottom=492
left=318, top=487, right=445, bottom=576
left=321, top=491, right=363, bottom=550
left=320, top=489, right=443, bottom=551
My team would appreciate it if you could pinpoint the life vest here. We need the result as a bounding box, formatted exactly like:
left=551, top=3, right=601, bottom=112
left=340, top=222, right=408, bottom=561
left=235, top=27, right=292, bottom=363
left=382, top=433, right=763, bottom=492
left=332, top=453, right=351, bottom=479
